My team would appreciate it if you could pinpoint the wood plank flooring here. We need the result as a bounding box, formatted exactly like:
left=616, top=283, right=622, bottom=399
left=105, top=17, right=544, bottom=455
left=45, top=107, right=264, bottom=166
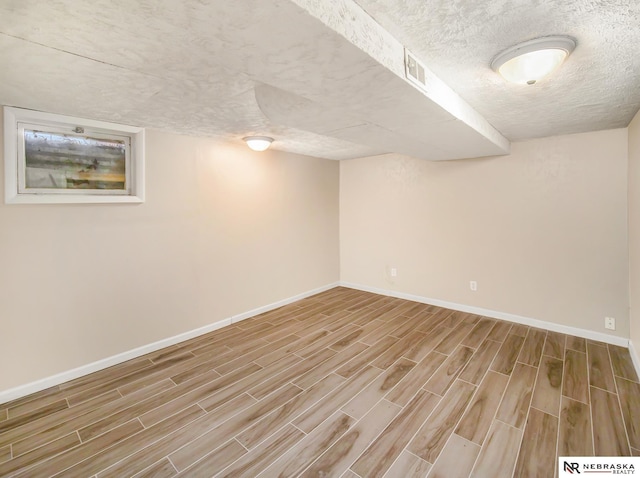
left=1, top=287, right=639, bottom=477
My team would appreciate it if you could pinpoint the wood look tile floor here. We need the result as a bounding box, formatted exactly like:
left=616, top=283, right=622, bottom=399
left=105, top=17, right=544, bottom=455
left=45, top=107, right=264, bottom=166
left=1, top=287, right=639, bottom=477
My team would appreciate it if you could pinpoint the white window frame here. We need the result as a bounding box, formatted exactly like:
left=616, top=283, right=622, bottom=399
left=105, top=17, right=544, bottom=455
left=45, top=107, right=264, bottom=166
left=4, top=106, right=145, bottom=204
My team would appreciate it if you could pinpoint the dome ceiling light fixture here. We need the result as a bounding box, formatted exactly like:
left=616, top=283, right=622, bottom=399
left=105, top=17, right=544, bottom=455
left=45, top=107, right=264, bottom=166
left=491, top=36, right=576, bottom=85
left=243, top=136, right=274, bottom=151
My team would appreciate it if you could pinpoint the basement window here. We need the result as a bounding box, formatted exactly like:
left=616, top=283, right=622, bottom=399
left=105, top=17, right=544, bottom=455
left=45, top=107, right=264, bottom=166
left=3, top=107, right=145, bottom=204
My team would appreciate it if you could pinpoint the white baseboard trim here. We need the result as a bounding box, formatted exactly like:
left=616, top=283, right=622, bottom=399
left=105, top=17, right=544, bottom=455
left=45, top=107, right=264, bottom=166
left=341, top=281, right=630, bottom=348
left=229, top=282, right=339, bottom=324
left=0, top=282, right=340, bottom=404
left=0, top=318, right=232, bottom=405
left=629, top=340, right=640, bottom=379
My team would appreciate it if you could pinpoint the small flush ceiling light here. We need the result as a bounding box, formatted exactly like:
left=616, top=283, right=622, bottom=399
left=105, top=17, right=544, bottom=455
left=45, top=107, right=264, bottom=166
left=243, top=136, right=273, bottom=151
left=491, top=36, right=576, bottom=85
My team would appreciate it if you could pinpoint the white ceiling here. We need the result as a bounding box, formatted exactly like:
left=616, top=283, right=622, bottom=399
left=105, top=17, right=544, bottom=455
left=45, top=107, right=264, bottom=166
left=354, top=0, right=640, bottom=140
left=0, top=0, right=638, bottom=160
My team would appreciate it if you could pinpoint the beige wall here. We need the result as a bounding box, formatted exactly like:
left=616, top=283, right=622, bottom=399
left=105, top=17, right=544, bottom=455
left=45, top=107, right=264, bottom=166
left=341, top=129, right=629, bottom=338
left=3, top=112, right=636, bottom=394
left=0, top=121, right=340, bottom=391
left=630, top=110, right=640, bottom=348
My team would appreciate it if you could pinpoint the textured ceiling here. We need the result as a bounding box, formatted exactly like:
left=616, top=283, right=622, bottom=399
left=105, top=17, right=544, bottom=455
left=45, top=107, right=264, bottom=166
left=0, top=0, right=638, bottom=160
left=0, top=0, right=383, bottom=160
left=354, top=0, right=640, bottom=140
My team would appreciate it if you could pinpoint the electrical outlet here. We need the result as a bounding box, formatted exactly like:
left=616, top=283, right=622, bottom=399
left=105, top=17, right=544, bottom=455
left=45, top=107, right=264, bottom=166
left=390, top=268, right=397, bottom=277
left=470, top=281, right=477, bottom=291
left=605, top=317, right=616, bottom=330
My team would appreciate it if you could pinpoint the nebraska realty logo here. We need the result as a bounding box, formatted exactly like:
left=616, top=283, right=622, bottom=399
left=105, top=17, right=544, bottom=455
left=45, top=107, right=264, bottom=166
left=560, top=457, right=638, bottom=475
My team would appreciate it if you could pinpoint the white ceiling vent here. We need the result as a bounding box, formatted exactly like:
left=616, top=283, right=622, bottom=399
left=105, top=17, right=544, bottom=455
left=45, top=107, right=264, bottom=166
left=405, top=49, right=429, bottom=92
